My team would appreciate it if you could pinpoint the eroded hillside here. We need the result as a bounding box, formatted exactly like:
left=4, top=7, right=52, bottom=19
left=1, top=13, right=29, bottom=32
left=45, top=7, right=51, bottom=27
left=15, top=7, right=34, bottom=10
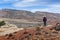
left=0, top=9, right=60, bottom=22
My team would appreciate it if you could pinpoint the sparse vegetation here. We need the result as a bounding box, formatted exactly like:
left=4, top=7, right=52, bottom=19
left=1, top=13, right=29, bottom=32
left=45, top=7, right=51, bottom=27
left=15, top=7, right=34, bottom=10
left=0, top=21, right=5, bottom=27
left=36, top=27, right=41, bottom=31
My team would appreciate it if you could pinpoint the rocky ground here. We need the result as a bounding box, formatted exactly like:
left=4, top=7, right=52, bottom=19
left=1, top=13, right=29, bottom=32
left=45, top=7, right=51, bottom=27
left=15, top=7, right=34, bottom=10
left=0, top=23, right=60, bottom=40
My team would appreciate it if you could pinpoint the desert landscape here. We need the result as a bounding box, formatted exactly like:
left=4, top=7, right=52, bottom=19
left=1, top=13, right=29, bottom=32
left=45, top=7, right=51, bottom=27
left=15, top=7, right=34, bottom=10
left=0, top=9, right=60, bottom=40
left=0, top=0, right=60, bottom=40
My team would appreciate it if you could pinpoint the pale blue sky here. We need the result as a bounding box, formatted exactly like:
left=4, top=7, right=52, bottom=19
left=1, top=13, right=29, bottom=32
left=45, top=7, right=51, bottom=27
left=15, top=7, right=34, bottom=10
left=0, top=0, right=60, bottom=13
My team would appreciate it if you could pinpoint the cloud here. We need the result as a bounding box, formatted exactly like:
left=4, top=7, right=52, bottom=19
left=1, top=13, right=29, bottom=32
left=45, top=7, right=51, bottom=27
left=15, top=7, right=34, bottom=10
left=48, top=4, right=60, bottom=13
left=13, top=3, right=39, bottom=7
left=0, top=0, right=19, bottom=4
left=13, top=0, right=47, bottom=7
left=30, top=4, right=60, bottom=13
left=22, top=0, right=36, bottom=2
left=13, top=0, right=36, bottom=7
left=4, top=0, right=18, bottom=1
left=12, top=0, right=60, bottom=13
left=0, top=0, right=60, bottom=13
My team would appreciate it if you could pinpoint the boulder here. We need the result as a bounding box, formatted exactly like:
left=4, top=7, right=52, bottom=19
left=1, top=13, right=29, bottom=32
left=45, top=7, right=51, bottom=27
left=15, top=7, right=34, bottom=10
left=54, top=23, right=60, bottom=31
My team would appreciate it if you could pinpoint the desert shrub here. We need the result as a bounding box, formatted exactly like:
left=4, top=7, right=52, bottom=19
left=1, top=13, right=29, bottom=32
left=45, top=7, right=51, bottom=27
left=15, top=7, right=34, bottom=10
left=36, top=27, right=41, bottom=31
left=9, top=33, right=13, bottom=37
left=24, top=32, right=28, bottom=34
left=0, top=21, right=5, bottom=27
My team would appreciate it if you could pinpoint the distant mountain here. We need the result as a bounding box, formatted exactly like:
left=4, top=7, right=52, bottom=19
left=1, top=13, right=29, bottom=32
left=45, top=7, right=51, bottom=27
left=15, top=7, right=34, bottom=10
left=0, top=9, right=60, bottom=22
